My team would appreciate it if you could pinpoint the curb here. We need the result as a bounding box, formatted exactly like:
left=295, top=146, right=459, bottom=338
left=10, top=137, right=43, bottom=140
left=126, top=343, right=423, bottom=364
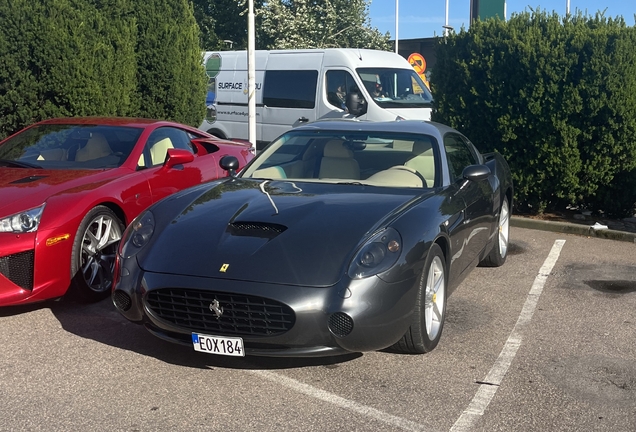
left=511, top=216, right=636, bottom=243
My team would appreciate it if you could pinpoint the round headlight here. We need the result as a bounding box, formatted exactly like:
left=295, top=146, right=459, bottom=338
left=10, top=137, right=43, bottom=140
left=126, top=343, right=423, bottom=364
left=348, top=228, right=402, bottom=279
left=120, top=211, right=155, bottom=258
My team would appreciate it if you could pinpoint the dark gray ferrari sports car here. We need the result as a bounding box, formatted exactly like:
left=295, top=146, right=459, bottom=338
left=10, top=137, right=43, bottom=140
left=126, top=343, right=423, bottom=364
left=113, top=120, right=513, bottom=357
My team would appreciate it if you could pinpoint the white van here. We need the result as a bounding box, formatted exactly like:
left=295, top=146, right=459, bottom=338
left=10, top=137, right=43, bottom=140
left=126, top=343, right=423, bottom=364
left=200, top=48, right=434, bottom=149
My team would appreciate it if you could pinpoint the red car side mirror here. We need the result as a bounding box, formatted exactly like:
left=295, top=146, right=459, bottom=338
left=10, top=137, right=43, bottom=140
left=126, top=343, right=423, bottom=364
left=164, top=148, right=194, bottom=169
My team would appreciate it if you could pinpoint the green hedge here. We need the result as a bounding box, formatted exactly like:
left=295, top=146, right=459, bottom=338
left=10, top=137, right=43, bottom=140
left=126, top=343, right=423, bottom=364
left=0, top=0, right=206, bottom=140
left=432, top=10, right=636, bottom=217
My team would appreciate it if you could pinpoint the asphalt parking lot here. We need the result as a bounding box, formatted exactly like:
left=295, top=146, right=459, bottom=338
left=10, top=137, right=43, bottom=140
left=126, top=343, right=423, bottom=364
left=1, top=226, right=634, bottom=432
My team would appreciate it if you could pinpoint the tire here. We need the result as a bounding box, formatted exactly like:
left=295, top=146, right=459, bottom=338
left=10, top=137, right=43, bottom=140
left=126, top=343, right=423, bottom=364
left=480, top=197, right=510, bottom=267
left=70, top=206, right=124, bottom=302
left=391, top=243, right=447, bottom=354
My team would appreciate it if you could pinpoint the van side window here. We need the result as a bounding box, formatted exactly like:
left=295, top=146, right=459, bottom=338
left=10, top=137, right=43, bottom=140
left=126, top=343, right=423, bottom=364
left=263, top=70, right=318, bottom=109
left=325, top=70, right=356, bottom=110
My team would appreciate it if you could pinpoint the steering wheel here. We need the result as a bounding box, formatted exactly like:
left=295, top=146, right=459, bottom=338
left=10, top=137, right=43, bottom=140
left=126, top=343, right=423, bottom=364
left=389, top=165, right=428, bottom=188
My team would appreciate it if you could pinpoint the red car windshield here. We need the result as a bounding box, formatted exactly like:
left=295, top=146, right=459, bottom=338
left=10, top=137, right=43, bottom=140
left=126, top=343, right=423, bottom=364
left=0, top=124, right=144, bottom=169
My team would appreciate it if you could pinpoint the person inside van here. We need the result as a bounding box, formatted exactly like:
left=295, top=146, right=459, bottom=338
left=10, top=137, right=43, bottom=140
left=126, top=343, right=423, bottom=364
left=372, top=82, right=387, bottom=98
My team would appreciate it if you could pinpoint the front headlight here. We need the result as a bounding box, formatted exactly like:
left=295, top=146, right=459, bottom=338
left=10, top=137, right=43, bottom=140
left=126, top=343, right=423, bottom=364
left=348, top=228, right=402, bottom=279
left=0, top=204, right=46, bottom=233
left=119, top=210, right=155, bottom=258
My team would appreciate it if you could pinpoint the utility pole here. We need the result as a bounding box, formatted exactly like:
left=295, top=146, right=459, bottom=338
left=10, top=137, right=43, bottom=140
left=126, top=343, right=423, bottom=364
left=395, top=0, right=399, bottom=54
left=247, top=0, right=256, bottom=153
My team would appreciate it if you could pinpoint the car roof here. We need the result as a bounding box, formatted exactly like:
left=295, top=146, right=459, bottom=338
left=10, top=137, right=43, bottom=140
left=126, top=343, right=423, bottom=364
left=35, top=117, right=177, bottom=128
left=293, top=119, right=458, bottom=137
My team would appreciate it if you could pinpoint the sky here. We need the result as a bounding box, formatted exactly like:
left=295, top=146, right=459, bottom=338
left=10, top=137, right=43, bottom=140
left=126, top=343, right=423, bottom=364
left=368, top=0, right=636, bottom=40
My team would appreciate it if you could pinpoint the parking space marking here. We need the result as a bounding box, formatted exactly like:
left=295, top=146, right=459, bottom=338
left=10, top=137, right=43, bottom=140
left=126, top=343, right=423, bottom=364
left=451, top=239, right=566, bottom=432
left=252, top=370, right=436, bottom=432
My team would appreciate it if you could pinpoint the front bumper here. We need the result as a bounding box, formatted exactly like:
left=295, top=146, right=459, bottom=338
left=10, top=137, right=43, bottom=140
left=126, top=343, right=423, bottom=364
left=113, top=257, right=419, bottom=357
left=0, top=229, right=74, bottom=306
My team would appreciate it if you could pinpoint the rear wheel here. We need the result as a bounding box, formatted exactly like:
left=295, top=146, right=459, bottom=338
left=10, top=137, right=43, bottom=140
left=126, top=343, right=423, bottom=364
left=480, top=197, right=510, bottom=267
left=70, top=206, right=124, bottom=302
left=391, top=243, right=447, bottom=354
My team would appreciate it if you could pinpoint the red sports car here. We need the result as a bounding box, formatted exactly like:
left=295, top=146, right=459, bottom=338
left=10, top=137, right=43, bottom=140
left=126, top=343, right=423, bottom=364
left=0, top=117, right=253, bottom=306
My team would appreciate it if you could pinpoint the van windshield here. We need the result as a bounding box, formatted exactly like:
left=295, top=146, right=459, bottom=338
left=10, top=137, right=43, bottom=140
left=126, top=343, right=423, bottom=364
left=356, top=68, right=434, bottom=109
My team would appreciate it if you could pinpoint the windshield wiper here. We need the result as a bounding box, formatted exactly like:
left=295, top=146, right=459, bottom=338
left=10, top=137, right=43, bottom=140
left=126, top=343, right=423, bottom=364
left=0, top=159, right=43, bottom=169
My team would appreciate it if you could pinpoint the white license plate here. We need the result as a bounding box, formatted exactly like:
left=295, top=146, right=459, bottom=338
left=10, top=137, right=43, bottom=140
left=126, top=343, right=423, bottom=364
left=192, top=333, right=245, bottom=357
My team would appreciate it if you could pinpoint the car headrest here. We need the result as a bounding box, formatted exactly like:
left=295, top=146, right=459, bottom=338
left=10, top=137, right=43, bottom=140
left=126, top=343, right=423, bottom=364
left=323, top=140, right=352, bottom=158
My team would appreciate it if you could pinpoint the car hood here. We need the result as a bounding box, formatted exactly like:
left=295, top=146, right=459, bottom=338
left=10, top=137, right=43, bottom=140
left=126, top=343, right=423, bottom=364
left=140, top=179, right=427, bottom=287
left=0, top=168, right=117, bottom=217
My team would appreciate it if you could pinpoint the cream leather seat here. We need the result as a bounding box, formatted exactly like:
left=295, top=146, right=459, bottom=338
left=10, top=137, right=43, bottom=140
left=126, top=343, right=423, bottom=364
left=150, top=137, right=174, bottom=165
left=318, top=140, right=360, bottom=179
left=75, top=133, right=112, bottom=162
left=252, top=166, right=286, bottom=179
left=404, top=139, right=436, bottom=187
left=366, top=166, right=424, bottom=188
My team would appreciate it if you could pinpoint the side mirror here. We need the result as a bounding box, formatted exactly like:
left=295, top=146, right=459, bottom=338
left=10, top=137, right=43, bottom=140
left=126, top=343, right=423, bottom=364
left=346, top=91, right=368, bottom=117
left=220, top=155, right=240, bottom=177
left=462, top=164, right=491, bottom=182
left=164, top=148, right=194, bottom=169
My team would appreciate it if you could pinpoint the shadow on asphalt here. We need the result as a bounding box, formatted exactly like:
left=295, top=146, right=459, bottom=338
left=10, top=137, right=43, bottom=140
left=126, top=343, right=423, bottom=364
left=18, top=296, right=362, bottom=370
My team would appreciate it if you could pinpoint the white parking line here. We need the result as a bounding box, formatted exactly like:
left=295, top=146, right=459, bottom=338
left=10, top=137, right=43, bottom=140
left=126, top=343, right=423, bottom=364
left=251, top=370, right=436, bottom=432
left=451, top=239, right=566, bottom=431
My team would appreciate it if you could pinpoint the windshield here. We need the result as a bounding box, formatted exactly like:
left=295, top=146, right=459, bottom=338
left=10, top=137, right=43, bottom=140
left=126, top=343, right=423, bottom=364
left=241, top=130, right=439, bottom=188
left=0, top=124, right=144, bottom=169
left=356, top=68, right=434, bottom=109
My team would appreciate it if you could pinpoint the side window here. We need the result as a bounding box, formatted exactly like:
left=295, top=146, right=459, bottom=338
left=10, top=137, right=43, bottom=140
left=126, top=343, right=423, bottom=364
left=325, top=70, right=356, bottom=110
left=443, top=133, right=478, bottom=182
left=139, top=127, right=194, bottom=168
left=263, top=70, right=318, bottom=109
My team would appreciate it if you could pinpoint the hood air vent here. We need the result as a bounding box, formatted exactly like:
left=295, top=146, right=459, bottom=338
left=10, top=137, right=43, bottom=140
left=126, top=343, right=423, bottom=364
left=227, top=221, right=287, bottom=239
left=10, top=175, right=48, bottom=184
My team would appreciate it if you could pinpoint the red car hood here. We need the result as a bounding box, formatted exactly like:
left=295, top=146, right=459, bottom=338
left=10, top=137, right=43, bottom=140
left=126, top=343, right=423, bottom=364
left=0, top=168, right=120, bottom=217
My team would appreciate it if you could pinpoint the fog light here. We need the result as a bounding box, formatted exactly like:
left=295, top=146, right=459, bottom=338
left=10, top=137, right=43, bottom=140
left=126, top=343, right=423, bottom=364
left=113, top=290, right=132, bottom=312
left=328, top=312, right=353, bottom=337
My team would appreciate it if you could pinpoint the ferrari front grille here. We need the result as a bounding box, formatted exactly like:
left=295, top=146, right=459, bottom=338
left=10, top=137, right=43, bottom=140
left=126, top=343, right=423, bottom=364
left=0, top=250, right=35, bottom=290
left=145, top=288, right=295, bottom=337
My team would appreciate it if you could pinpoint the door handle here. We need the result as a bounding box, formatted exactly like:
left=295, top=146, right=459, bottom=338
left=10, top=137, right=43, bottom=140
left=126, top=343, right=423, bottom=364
left=298, top=117, right=309, bottom=123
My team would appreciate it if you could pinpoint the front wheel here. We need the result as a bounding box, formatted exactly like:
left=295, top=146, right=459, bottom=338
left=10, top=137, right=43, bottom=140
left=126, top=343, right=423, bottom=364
left=70, top=206, right=124, bottom=302
left=480, top=197, right=510, bottom=267
left=391, top=243, right=447, bottom=354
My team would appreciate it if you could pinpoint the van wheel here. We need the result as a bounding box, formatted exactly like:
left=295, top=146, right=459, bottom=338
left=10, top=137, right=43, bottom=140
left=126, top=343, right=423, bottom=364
left=207, top=129, right=226, bottom=139
left=70, top=206, right=124, bottom=302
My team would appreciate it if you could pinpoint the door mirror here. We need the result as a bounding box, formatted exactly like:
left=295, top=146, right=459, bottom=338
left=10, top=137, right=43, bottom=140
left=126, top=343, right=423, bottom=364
left=462, top=164, right=491, bottom=182
left=220, top=155, right=240, bottom=177
left=164, top=149, right=194, bottom=169
left=346, top=90, right=368, bottom=117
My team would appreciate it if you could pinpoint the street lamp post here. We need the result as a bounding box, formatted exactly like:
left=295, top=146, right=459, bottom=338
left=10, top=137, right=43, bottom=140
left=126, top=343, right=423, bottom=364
left=395, top=0, right=399, bottom=54
left=445, top=0, right=449, bottom=36
left=247, top=0, right=256, bottom=152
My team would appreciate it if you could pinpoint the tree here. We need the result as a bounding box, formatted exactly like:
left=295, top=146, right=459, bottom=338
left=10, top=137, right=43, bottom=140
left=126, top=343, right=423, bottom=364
left=133, top=0, right=207, bottom=126
left=0, top=0, right=137, bottom=139
left=432, top=10, right=636, bottom=216
left=257, top=0, right=390, bottom=50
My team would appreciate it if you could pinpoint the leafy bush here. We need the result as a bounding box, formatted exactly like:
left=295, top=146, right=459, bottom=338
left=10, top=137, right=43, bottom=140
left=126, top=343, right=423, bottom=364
left=432, top=10, right=636, bottom=216
left=0, top=0, right=137, bottom=139
left=133, top=0, right=206, bottom=126
left=0, top=0, right=206, bottom=140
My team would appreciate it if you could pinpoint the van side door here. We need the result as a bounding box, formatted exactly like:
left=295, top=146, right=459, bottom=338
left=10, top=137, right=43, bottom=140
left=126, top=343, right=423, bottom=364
left=261, top=52, right=323, bottom=142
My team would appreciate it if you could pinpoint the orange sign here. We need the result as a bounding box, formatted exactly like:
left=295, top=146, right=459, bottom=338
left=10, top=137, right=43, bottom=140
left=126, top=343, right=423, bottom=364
left=408, top=53, right=430, bottom=90
left=408, top=53, right=426, bottom=75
